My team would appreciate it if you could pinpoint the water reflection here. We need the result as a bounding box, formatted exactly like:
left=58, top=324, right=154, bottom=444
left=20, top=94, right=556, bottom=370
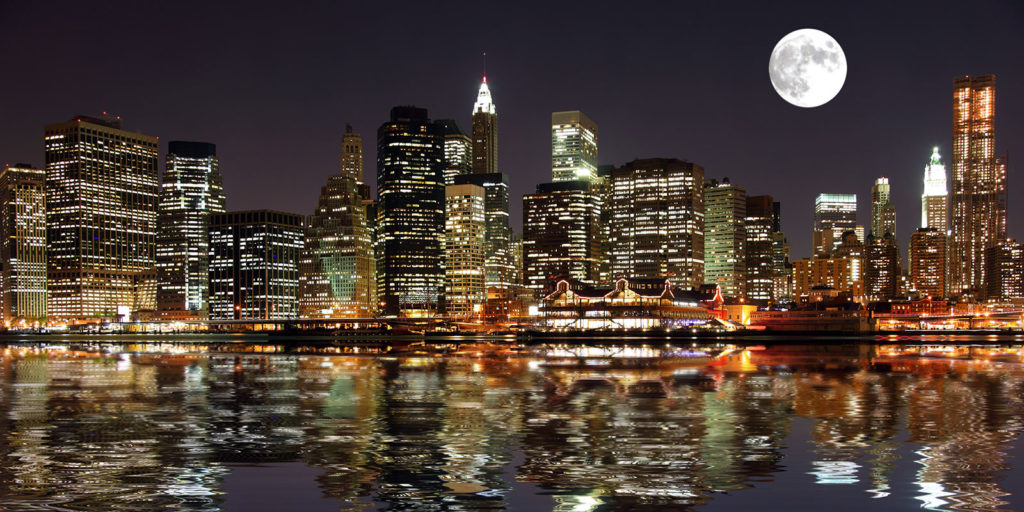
left=0, top=341, right=1022, bottom=510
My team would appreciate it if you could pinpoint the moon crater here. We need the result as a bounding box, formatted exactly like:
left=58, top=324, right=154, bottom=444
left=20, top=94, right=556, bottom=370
left=769, top=29, right=847, bottom=108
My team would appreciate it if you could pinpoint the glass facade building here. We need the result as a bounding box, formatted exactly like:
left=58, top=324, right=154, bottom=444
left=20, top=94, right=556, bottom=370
left=208, top=210, right=304, bottom=320
left=871, top=177, right=896, bottom=238
left=44, top=115, right=159, bottom=320
left=454, top=173, right=514, bottom=296
left=985, top=239, right=1024, bottom=301
left=444, top=184, right=486, bottom=317
left=551, top=111, right=598, bottom=183
left=523, top=181, right=603, bottom=297
left=0, top=164, right=47, bottom=325
left=745, top=195, right=775, bottom=301
left=704, top=178, right=744, bottom=297
left=298, top=127, right=376, bottom=318
left=376, top=106, right=446, bottom=316
left=813, top=193, right=857, bottom=257
left=156, top=141, right=225, bottom=320
left=438, top=119, right=472, bottom=185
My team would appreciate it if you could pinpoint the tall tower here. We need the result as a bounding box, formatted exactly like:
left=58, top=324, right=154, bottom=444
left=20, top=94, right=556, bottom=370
left=870, top=177, right=896, bottom=238
left=45, top=115, right=159, bottom=320
left=298, top=126, right=376, bottom=318
left=0, top=164, right=47, bottom=325
left=922, top=147, right=948, bottom=230
left=471, top=76, right=498, bottom=175
left=745, top=195, right=775, bottom=301
left=444, top=183, right=486, bottom=317
left=704, top=178, right=745, bottom=296
left=551, top=111, right=598, bottom=182
left=950, top=74, right=1007, bottom=296
left=523, top=181, right=603, bottom=297
left=609, top=159, right=705, bottom=288
left=376, top=106, right=446, bottom=316
left=156, top=141, right=226, bottom=320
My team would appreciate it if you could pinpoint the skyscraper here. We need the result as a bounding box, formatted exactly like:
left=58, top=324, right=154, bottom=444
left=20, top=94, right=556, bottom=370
left=909, top=227, right=946, bottom=299
left=704, top=178, right=744, bottom=296
left=298, top=127, right=376, bottom=318
left=208, top=210, right=304, bottom=320
left=45, top=115, right=159, bottom=320
left=454, top=173, right=514, bottom=297
left=985, top=239, right=1024, bottom=301
left=922, top=147, right=948, bottom=230
left=608, top=159, right=705, bottom=289
left=438, top=119, right=472, bottom=185
left=950, top=75, right=1007, bottom=296
left=156, top=141, right=226, bottom=320
left=471, top=77, right=497, bottom=175
left=0, top=164, right=47, bottom=325
left=813, top=193, right=857, bottom=257
left=865, top=234, right=898, bottom=301
left=523, top=181, right=603, bottom=297
left=444, top=184, right=486, bottom=317
left=870, top=177, right=896, bottom=238
left=551, top=111, right=598, bottom=183
left=745, top=195, right=775, bottom=301
left=376, top=106, right=446, bottom=316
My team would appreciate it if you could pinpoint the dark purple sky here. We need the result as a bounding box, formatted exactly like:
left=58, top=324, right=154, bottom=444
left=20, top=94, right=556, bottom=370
left=1, top=1, right=1021, bottom=258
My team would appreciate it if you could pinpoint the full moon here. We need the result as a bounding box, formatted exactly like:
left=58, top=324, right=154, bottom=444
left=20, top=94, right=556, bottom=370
left=769, top=29, right=847, bottom=108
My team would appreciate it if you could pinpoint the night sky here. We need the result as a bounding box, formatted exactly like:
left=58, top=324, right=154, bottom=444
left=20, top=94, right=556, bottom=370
left=1, top=1, right=1021, bottom=259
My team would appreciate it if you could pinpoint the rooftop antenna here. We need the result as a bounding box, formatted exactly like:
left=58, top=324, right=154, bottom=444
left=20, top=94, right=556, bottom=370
left=482, top=51, right=487, bottom=83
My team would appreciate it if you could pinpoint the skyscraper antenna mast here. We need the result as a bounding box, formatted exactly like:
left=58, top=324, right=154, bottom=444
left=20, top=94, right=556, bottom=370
left=482, top=51, right=487, bottom=82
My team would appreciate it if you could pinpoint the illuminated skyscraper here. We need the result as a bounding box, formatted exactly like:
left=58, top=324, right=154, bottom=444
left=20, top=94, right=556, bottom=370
left=865, top=234, right=898, bottom=301
left=871, top=177, right=895, bottom=238
left=909, top=228, right=946, bottom=299
left=609, top=159, right=705, bottom=289
left=298, top=126, right=376, bottom=318
left=156, top=141, right=226, bottom=320
left=523, top=181, right=603, bottom=297
left=551, top=111, right=598, bottom=183
left=438, top=119, right=472, bottom=185
left=0, top=164, right=47, bottom=324
left=813, top=193, right=857, bottom=257
left=985, top=239, right=1024, bottom=301
left=922, top=147, right=948, bottom=230
left=745, top=195, right=775, bottom=301
left=208, top=210, right=304, bottom=320
left=444, top=184, right=486, bottom=317
left=471, top=77, right=497, bottom=175
left=45, top=115, right=159, bottom=320
left=454, top=173, right=514, bottom=296
left=704, top=178, right=744, bottom=296
left=376, top=106, right=446, bottom=316
left=951, top=75, right=1007, bottom=296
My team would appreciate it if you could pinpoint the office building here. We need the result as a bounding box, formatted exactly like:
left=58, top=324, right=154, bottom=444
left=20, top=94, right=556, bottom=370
left=376, top=106, right=446, bottom=316
left=0, top=164, right=47, bottom=325
left=551, top=111, right=598, bottom=182
left=909, top=227, right=946, bottom=299
left=444, top=184, right=486, bottom=317
left=523, top=181, right=603, bottom=297
left=950, top=75, right=1007, bottom=296
left=608, top=159, right=705, bottom=289
left=745, top=195, right=775, bottom=301
left=471, top=76, right=498, bottom=175
left=439, top=119, right=472, bottom=185
left=44, top=115, right=159, bottom=320
left=922, top=147, right=948, bottom=230
left=871, top=177, right=896, bottom=237
left=208, top=210, right=304, bottom=320
left=298, top=127, right=376, bottom=318
left=454, top=173, right=514, bottom=296
left=985, top=239, right=1024, bottom=301
left=704, top=178, right=744, bottom=296
left=155, top=141, right=226, bottom=320
left=865, top=234, right=899, bottom=301
left=813, top=193, right=857, bottom=257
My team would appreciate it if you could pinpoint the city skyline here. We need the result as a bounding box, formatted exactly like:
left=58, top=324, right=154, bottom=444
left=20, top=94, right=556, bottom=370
left=1, top=1, right=1021, bottom=261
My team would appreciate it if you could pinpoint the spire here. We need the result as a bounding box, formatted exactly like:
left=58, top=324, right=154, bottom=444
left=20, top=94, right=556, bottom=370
left=473, top=55, right=495, bottom=115
left=929, top=146, right=942, bottom=166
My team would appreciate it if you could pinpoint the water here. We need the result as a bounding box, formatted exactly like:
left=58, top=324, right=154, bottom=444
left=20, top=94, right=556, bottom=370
left=0, top=338, right=1023, bottom=511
